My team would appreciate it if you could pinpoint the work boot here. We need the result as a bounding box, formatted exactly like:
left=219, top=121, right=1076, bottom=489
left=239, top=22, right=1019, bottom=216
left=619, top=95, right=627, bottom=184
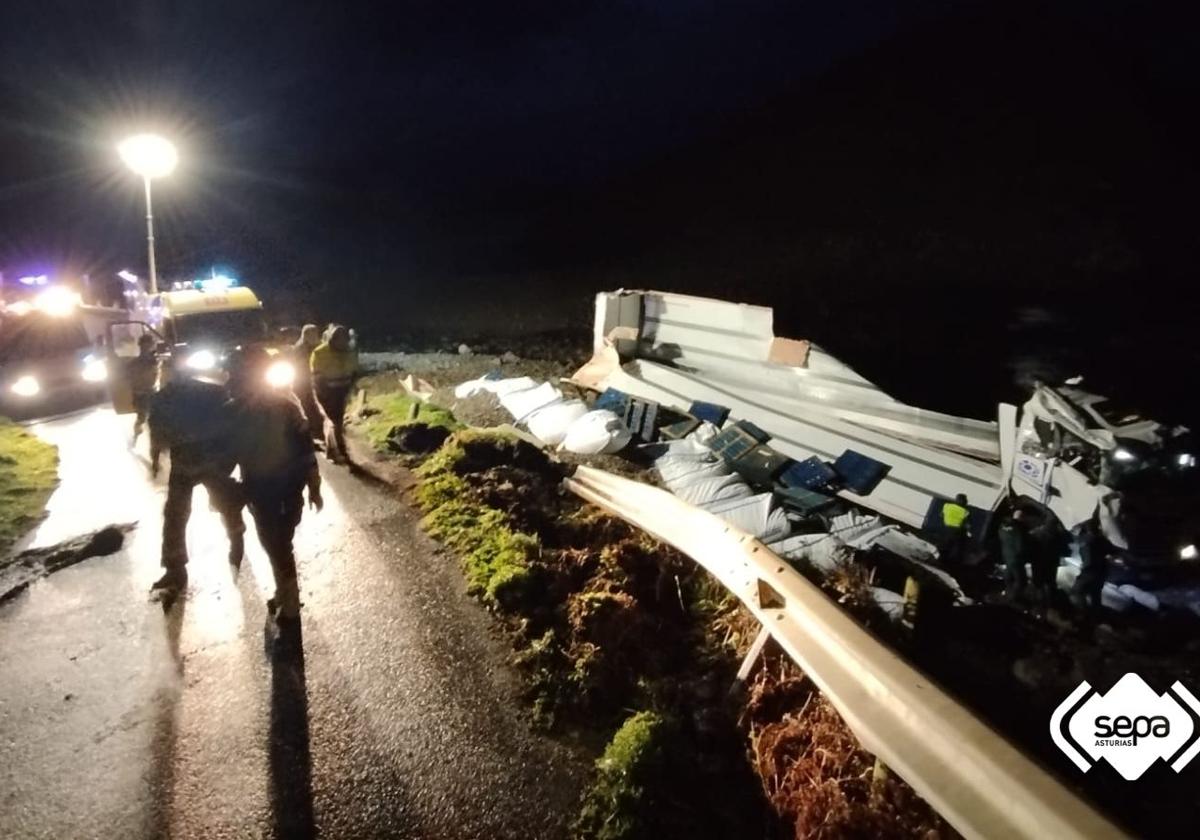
left=150, top=568, right=188, bottom=596
left=268, top=577, right=302, bottom=620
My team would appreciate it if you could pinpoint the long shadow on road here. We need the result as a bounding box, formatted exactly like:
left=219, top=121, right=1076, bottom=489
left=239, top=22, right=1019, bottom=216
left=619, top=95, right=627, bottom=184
left=144, top=600, right=185, bottom=840
left=267, top=621, right=316, bottom=840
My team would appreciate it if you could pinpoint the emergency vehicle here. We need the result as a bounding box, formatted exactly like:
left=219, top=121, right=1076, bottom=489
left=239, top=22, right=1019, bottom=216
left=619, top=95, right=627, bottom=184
left=0, top=284, right=107, bottom=419
left=104, top=277, right=294, bottom=414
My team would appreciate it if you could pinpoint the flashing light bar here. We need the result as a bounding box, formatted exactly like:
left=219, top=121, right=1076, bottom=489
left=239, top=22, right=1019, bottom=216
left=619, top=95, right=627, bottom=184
left=170, top=275, right=239, bottom=292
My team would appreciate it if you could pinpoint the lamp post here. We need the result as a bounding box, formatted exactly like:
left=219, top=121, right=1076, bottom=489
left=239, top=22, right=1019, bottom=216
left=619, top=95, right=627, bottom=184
left=118, top=133, right=177, bottom=295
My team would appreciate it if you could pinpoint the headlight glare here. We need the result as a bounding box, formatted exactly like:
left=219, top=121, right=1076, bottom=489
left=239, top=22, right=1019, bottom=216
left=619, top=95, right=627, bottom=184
left=264, top=360, right=295, bottom=389
left=10, top=375, right=40, bottom=397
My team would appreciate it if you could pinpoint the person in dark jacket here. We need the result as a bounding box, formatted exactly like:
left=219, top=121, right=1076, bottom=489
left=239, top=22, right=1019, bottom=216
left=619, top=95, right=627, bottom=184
left=148, top=378, right=245, bottom=597
left=291, top=324, right=323, bottom=441
left=1028, top=513, right=1067, bottom=609
left=1071, top=515, right=1112, bottom=631
left=129, top=333, right=158, bottom=444
left=227, top=347, right=323, bottom=623
left=997, top=509, right=1029, bottom=602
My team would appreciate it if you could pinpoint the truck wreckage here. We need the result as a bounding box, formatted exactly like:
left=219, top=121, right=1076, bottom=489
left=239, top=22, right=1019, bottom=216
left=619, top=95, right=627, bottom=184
left=447, top=290, right=1200, bottom=617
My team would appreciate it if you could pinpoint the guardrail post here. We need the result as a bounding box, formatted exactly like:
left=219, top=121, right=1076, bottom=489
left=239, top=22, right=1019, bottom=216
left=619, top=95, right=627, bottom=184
left=871, top=757, right=891, bottom=803
left=730, top=625, right=772, bottom=697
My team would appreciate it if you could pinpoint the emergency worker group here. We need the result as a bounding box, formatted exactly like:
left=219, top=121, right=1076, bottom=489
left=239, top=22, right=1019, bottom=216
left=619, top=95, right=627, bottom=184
left=937, top=491, right=1115, bottom=635
left=138, top=324, right=358, bottom=628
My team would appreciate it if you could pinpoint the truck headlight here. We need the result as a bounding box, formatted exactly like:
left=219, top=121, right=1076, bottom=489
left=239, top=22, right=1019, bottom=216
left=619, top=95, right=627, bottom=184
left=185, top=349, right=217, bottom=371
left=1181, top=544, right=1198, bottom=561
left=1177, top=453, right=1195, bottom=469
left=265, top=360, right=295, bottom=389
left=1112, top=448, right=1136, bottom=463
left=81, top=356, right=108, bottom=382
left=10, top=375, right=40, bottom=397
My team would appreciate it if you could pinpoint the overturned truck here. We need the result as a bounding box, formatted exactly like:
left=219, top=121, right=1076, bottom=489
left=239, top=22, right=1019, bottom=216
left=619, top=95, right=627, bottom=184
left=572, top=290, right=1199, bottom=577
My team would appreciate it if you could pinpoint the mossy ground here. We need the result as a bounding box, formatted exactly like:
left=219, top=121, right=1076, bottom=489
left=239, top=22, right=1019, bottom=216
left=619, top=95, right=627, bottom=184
left=0, top=418, right=58, bottom=556
left=354, top=391, right=460, bottom=453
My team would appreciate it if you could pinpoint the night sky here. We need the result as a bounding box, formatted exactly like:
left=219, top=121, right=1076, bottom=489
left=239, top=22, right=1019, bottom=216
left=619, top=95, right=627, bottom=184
left=2, top=1, right=1198, bottom=417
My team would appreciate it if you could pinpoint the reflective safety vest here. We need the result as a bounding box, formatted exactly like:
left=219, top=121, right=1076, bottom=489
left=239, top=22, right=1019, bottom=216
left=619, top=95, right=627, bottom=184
left=942, top=502, right=970, bottom=529
left=310, top=343, right=358, bottom=388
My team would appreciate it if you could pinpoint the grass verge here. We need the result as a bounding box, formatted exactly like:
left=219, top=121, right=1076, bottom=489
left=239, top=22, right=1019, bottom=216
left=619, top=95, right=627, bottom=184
left=355, top=391, right=460, bottom=453
left=414, top=429, right=541, bottom=608
left=573, top=710, right=670, bottom=840
left=0, top=418, right=58, bottom=555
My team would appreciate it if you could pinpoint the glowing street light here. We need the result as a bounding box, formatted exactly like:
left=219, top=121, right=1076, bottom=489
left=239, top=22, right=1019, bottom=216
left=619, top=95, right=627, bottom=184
left=118, top=133, right=178, bottom=295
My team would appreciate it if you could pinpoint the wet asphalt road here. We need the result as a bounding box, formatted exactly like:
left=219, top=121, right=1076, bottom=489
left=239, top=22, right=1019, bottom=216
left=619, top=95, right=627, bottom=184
left=0, top=408, right=586, bottom=839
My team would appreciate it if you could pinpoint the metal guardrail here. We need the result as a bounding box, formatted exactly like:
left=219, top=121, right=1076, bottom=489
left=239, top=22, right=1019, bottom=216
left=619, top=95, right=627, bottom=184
left=564, top=465, right=1123, bottom=840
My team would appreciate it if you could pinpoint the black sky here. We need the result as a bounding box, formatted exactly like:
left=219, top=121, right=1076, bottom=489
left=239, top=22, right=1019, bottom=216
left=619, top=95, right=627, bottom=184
left=0, top=1, right=917, bottom=277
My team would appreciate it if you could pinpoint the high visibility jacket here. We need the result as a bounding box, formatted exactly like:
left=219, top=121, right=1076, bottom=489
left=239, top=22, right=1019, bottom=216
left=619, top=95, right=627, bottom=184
left=310, top=342, right=358, bottom=388
left=942, top=502, right=970, bottom=529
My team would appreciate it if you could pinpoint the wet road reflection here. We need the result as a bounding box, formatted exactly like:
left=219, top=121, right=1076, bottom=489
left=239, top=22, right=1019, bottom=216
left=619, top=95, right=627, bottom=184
left=0, top=406, right=585, bottom=839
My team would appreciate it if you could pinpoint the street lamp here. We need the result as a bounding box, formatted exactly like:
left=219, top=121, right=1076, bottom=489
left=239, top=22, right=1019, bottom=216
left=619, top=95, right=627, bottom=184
left=118, top=133, right=177, bottom=295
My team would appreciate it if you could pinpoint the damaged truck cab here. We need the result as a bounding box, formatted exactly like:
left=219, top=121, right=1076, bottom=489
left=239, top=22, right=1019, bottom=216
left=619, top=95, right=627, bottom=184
left=1008, top=382, right=1197, bottom=561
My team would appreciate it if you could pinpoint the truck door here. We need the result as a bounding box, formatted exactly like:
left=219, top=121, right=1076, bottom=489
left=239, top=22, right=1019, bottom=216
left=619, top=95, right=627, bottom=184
left=104, top=321, right=164, bottom=414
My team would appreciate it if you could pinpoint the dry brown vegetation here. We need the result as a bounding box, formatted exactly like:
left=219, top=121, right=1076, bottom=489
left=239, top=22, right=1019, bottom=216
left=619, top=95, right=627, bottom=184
left=746, top=655, right=950, bottom=840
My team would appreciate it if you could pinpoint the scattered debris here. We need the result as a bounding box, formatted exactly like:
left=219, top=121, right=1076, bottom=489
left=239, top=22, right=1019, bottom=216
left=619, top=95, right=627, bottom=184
left=1, top=524, right=134, bottom=603
left=457, top=343, right=474, bottom=356
left=355, top=318, right=1200, bottom=838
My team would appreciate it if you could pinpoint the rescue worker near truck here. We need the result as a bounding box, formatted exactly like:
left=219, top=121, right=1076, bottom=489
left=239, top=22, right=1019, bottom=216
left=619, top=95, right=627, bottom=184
left=940, top=493, right=971, bottom=565
left=1029, top=514, right=1068, bottom=611
left=997, top=509, right=1029, bottom=602
left=148, top=378, right=246, bottom=597
left=310, top=325, right=358, bottom=464
left=227, top=347, right=323, bottom=623
left=291, top=324, right=324, bottom=441
left=1071, top=515, right=1112, bottom=633
left=129, top=333, right=158, bottom=447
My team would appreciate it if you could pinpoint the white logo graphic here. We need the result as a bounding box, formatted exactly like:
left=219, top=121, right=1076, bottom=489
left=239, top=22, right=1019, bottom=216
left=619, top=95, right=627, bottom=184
left=1015, top=456, right=1046, bottom=486
left=1051, top=673, right=1200, bottom=780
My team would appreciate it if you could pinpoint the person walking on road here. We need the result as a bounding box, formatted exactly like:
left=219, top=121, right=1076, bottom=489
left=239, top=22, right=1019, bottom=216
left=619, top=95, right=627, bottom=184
left=291, top=324, right=324, bottom=441
left=310, top=324, right=358, bottom=464
left=227, top=348, right=323, bottom=624
left=148, top=378, right=246, bottom=597
left=129, top=333, right=158, bottom=447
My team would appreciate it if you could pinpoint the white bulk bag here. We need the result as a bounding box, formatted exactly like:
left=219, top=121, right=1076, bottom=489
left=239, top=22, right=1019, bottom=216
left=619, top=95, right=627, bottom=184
left=499, top=382, right=563, bottom=422
left=561, top=410, right=633, bottom=455
left=525, top=399, right=589, bottom=446
left=454, top=376, right=538, bottom=399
